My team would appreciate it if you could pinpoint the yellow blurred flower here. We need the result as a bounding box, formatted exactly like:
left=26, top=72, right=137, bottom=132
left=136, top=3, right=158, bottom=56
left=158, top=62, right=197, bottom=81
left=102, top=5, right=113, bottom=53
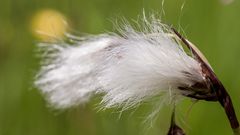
left=31, top=9, right=68, bottom=42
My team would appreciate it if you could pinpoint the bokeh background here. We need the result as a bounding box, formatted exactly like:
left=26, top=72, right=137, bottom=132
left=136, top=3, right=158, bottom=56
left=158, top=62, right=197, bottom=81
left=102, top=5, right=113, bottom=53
left=1, top=0, right=240, bottom=135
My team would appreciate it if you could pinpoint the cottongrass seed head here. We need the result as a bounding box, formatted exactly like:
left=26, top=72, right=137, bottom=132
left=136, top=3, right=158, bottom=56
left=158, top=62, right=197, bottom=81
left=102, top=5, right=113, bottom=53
left=34, top=14, right=207, bottom=110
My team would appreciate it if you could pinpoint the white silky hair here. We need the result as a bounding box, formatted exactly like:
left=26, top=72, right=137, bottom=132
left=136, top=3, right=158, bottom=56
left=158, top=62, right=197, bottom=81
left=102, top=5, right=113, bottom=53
left=35, top=15, right=205, bottom=109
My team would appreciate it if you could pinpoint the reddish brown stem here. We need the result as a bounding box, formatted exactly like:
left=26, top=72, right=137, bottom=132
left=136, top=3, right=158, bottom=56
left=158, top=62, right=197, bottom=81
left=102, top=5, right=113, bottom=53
left=172, top=28, right=239, bottom=131
left=210, top=77, right=239, bottom=129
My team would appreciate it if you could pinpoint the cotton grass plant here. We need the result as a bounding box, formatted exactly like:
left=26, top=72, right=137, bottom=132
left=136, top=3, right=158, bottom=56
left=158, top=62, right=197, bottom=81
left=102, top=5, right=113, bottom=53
left=34, top=13, right=239, bottom=135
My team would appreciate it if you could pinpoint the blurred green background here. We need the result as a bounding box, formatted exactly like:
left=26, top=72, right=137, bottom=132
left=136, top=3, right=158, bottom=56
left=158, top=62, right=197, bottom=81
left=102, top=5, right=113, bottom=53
left=1, top=0, right=240, bottom=135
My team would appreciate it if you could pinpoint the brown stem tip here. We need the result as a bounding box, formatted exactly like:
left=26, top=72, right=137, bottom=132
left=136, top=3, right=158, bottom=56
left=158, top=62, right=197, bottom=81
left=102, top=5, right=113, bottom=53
left=172, top=28, right=239, bottom=132
left=167, top=123, right=185, bottom=135
left=167, top=111, right=185, bottom=135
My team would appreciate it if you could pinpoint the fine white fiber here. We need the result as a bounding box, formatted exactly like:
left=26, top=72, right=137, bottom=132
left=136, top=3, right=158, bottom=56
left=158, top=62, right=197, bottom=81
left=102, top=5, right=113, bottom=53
left=35, top=15, right=206, bottom=109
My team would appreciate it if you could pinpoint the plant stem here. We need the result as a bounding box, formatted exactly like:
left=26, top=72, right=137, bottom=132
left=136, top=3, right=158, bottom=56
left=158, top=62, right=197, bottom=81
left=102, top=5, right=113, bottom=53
left=216, top=84, right=239, bottom=133
left=234, top=128, right=240, bottom=135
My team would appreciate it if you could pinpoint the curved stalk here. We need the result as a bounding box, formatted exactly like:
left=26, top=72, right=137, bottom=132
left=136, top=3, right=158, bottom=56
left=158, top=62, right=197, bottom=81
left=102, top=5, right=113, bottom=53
left=172, top=28, right=240, bottom=134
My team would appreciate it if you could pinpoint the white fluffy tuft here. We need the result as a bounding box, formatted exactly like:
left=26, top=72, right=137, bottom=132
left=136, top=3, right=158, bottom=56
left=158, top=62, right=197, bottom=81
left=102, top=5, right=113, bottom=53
left=35, top=16, right=204, bottom=109
left=35, top=35, right=114, bottom=108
